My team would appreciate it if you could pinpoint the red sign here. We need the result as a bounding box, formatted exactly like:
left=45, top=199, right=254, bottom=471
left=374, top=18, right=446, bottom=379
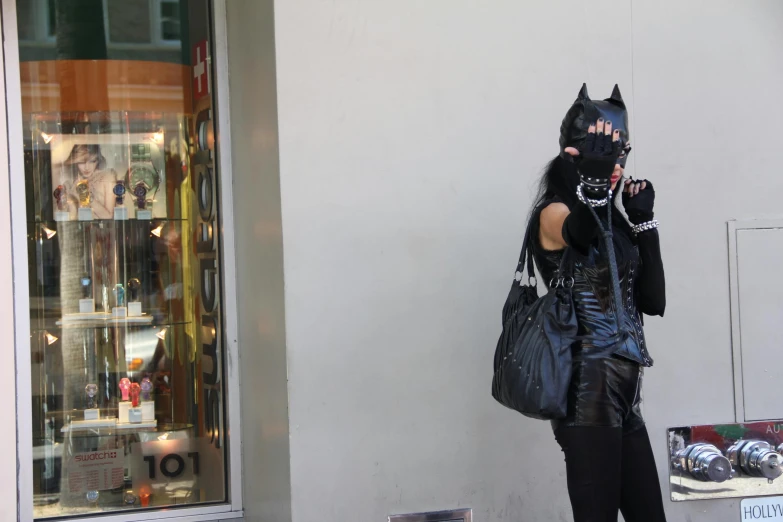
left=192, top=40, right=210, bottom=101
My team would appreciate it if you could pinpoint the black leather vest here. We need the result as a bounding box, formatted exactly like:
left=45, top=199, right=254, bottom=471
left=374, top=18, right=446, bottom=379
left=532, top=220, right=653, bottom=367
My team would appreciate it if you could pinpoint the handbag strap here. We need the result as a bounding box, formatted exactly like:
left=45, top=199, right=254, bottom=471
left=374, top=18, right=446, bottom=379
left=515, top=202, right=575, bottom=287
left=583, top=196, right=625, bottom=326
left=515, top=214, right=537, bottom=283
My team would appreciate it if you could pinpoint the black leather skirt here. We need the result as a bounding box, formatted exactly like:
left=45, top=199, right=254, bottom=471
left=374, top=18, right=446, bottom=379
left=551, top=353, right=645, bottom=433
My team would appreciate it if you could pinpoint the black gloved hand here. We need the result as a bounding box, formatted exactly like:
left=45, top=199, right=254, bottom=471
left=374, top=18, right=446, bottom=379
left=622, top=179, right=655, bottom=224
left=575, top=125, right=622, bottom=198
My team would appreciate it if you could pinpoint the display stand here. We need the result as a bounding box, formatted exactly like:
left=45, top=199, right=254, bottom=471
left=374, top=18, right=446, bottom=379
left=77, top=208, right=93, bottom=221
left=54, top=211, right=70, bottom=222
left=113, top=207, right=129, bottom=220
left=84, top=408, right=100, bottom=421
left=118, top=401, right=131, bottom=424
left=78, top=299, right=95, bottom=313
left=128, top=302, right=142, bottom=317
left=128, top=408, right=142, bottom=423
left=141, top=402, right=155, bottom=421
left=136, top=210, right=152, bottom=220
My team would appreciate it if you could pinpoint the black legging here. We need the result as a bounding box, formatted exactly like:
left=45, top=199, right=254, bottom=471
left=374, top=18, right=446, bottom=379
left=554, top=425, right=668, bottom=522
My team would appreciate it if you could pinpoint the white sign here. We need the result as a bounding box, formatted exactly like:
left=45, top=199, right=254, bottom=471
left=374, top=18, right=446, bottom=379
left=741, top=497, right=783, bottom=521
left=67, top=449, right=123, bottom=493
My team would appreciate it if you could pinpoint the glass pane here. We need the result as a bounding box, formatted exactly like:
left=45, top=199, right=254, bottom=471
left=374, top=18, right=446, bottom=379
left=47, top=0, right=57, bottom=36
left=14, top=1, right=229, bottom=518
left=21, top=1, right=183, bottom=63
left=162, top=20, right=181, bottom=42
left=161, top=2, right=182, bottom=41
left=107, top=0, right=152, bottom=44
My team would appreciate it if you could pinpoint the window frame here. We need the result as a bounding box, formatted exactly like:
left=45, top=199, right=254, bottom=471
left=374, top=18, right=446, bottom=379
left=3, top=0, right=244, bottom=519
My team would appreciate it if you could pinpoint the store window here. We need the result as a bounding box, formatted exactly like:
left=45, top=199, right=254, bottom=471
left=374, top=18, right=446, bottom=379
left=14, top=0, right=229, bottom=518
left=159, top=0, right=181, bottom=42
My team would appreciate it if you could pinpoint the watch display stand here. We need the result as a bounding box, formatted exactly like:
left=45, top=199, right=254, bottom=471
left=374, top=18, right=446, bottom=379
left=128, top=408, right=142, bottom=423
left=113, top=207, right=129, bottom=220
left=128, top=302, right=142, bottom=317
left=77, top=208, right=93, bottom=221
left=112, top=307, right=127, bottom=318
left=118, top=401, right=131, bottom=424
left=65, top=418, right=116, bottom=431
left=141, top=402, right=154, bottom=421
left=78, top=298, right=95, bottom=313
left=54, top=211, right=70, bottom=222
left=136, top=209, right=152, bottom=220
left=83, top=408, right=100, bottom=421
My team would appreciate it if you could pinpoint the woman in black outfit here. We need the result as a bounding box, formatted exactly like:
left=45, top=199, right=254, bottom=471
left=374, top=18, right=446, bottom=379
left=531, top=84, right=668, bottom=522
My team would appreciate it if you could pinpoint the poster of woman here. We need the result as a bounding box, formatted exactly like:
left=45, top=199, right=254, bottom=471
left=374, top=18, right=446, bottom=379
left=49, top=133, right=167, bottom=220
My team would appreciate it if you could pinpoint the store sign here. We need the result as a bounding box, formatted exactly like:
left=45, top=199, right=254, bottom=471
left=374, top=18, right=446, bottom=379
left=67, top=450, right=123, bottom=493
left=131, top=438, right=200, bottom=504
left=193, top=114, right=223, bottom=450
left=193, top=40, right=210, bottom=101
left=741, top=497, right=783, bottom=520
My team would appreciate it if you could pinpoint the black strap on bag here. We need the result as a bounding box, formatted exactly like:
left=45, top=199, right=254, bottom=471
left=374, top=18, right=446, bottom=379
left=584, top=195, right=626, bottom=335
left=514, top=215, right=537, bottom=286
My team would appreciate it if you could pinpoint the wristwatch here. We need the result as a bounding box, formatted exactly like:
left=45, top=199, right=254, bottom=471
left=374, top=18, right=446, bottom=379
left=113, top=181, right=126, bottom=206
left=53, top=185, right=68, bottom=211
left=126, top=143, right=160, bottom=211
left=75, top=180, right=91, bottom=208
left=80, top=276, right=92, bottom=299
left=127, top=278, right=141, bottom=302
left=85, top=383, right=98, bottom=409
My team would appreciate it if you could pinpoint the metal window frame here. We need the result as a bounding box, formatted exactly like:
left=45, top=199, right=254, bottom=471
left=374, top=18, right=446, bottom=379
left=727, top=218, right=783, bottom=423
left=2, top=0, right=244, bottom=518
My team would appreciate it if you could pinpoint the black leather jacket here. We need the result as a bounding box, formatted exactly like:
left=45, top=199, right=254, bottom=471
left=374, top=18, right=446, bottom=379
left=532, top=203, right=665, bottom=367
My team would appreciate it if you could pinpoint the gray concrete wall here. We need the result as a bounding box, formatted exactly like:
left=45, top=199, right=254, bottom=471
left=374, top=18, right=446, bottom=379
left=231, top=0, right=783, bottom=520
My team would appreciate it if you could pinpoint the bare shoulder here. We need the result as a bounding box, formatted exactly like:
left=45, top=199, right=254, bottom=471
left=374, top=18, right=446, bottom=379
left=538, top=201, right=569, bottom=251
left=539, top=201, right=569, bottom=222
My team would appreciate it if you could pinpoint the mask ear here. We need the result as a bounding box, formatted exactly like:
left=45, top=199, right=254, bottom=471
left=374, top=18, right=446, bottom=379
left=609, top=84, right=625, bottom=106
left=577, top=83, right=590, bottom=101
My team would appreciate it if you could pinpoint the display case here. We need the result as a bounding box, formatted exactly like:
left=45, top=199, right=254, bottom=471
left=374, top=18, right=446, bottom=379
left=9, top=0, right=239, bottom=519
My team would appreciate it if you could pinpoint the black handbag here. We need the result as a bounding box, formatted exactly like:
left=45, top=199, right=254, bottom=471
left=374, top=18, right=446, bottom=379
left=491, top=217, right=578, bottom=420
left=491, top=197, right=626, bottom=420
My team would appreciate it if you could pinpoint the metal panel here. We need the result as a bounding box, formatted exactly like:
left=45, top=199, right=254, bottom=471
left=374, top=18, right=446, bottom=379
left=211, top=0, right=244, bottom=513
left=0, top=2, right=20, bottom=520
left=389, top=509, right=473, bottom=522
left=668, top=421, right=783, bottom=501
left=728, top=219, right=783, bottom=422
left=736, top=228, right=783, bottom=421
left=1, top=1, right=34, bottom=520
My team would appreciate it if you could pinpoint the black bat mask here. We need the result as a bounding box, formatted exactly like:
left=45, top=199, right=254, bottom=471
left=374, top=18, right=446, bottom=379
left=559, top=83, right=631, bottom=167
